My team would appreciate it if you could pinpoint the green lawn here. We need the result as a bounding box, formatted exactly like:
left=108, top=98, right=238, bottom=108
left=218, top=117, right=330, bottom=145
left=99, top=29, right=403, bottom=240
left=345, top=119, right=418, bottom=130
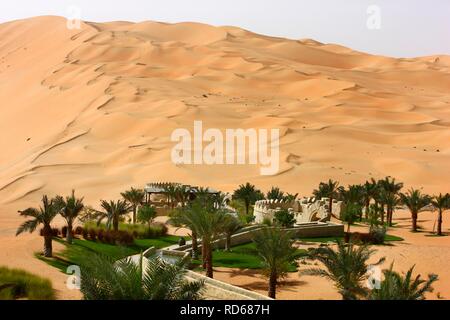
left=192, top=242, right=307, bottom=272
left=0, top=266, right=55, bottom=300
left=37, top=235, right=183, bottom=273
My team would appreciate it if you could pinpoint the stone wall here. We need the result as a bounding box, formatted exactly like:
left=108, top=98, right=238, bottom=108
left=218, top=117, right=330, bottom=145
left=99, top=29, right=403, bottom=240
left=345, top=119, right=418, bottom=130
left=254, top=197, right=343, bottom=224
left=209, top=222, right=344, bottom=250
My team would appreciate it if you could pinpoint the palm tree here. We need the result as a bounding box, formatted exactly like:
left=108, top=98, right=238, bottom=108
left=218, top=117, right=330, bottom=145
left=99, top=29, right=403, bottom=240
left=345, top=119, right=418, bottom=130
left=137, top=205, right=157, bottom=228
left=97, top=200, right=131, bottom=232
left=362, top=179, right=378, bottom=218
left=341, top=202, right=361, bottom=235
left=369, top=264, right=438, bottom=300
left=341, top=184, right=365, bottom=221
left=284, top=192, right=299, bottom=202
left=313, top=179, right=342, bottom=218
left=376, top=190, right=387, bottom=225
left=163, top=184, right=178, bottom=208
left=379, top=189, right=400, bottom=227
left=431, top=193, right=450, bottom=236
left=168, top=205, right=200, bottom=259
left=174, top=185, right=191, bottom=207
left=253, top=227, right=297, bottom=299
left=179, top=198, right=228, bottom=278
left=378, top=177, right=403, bottom=195
left=378, top=177, right=403, bottom=226
left=121, top=188, right=145, bottom=224
left=16, top=195, right=59, bottom=257
left=300, top=241, right=385, bottom=300
left=400, top=189, right=431, bottom=232
left=232, top=183, right=264, bottom=216
left=55, top=190, right=84, bottom=244
left=80, top=253, right=204, bottom=300
left=221, top=215, right=243, bottom=251
left=266, top=187, right=284, bottom=200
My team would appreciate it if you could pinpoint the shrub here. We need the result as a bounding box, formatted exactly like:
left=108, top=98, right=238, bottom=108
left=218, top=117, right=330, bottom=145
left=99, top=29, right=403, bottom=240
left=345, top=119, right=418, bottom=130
left=103, top=231, right=113, bottom=244
left=0, top=266, right=55, bottom=300
left=245, top=214, right=255, bottom=224
left=116, top=231, right=134, bottom=246
left=82, top=220, right=168, bottom=241
left=262, top=217, right=273, bottom=226
left=157, top=223, right=168, bottom=236
left=274, top=208, right=296, bottom=228
left=88, top=229, right=97, bottom=241
left=137, top=205, right=157, bottom=226
left=348, top=232, right=371, bottom=244
left=74, top=226, right=84, bottom=235
left=97, top=229, right=104, bottom=242
left=144, top=223, right=168, bottom=239
left=82, top=228, right=89, bottom=240
left=369, top=226, right=386, bottom=244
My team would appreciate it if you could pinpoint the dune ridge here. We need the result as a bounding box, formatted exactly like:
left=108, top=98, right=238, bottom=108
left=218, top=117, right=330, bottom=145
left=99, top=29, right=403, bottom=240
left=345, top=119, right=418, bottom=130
left=0, top=16, right=449, bottom=207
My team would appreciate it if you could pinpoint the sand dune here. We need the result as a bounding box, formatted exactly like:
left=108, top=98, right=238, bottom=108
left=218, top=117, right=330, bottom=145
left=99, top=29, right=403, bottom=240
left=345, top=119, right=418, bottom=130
left=1, top=16, right=449, bottom=207
left=0, top=16, right=449, bottom=299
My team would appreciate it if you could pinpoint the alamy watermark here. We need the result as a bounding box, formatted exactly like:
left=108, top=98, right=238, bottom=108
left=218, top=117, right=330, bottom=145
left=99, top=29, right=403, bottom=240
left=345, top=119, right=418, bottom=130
left=171, top=121, right=280, bottom=175
left=66, top=265, right=81, bottom=290
left=366, top=5, right=381, bottom=30
left=366, top=265, right=382, bottom=290
left=66, top=5, right=82, bottom=30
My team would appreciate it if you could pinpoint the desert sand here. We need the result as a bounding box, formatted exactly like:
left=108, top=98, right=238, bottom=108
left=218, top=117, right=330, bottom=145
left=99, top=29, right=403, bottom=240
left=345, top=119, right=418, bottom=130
left=0, top=16, right=449, bottom=299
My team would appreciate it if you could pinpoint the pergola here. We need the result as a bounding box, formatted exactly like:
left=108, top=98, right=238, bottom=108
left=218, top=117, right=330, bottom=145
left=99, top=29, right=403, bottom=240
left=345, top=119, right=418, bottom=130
left=144, top=182, right=220, bottom=204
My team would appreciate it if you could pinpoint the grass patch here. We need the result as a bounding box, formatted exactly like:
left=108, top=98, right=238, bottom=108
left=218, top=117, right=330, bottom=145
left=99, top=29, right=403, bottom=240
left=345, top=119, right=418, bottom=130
left=384, top=234, right=404, bottom=242
left=38, top=235, right=183, bottom=273
left=0, top=266, right=55, bottom=300
left=192, top=242, right=307, bottom=272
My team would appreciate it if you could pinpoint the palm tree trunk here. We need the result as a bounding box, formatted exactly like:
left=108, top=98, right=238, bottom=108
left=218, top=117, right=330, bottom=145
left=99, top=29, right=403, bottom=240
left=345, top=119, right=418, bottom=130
left=437, top=209, right=442, bottom=236
left=202, top=244, right=207, bottom=269
left=205, top=242, right=213, bottom=278
left=191, top=231, right=198, bottom=259
left=342, top=290, right=355, bottom=300
left=328, top=197, right=333, bottom=216
left=225, top=233, right=231, bottom=251
left=268, top=272, right=277, bottom=299
left=365, top=200, right=370, bottom=219
left=44, top=235, right=53, bottom=257
left=387, top=208, right=390, bottom=226
left=113, top=214, right=119, bottom=232
left=132, top=206, right=137, bottom=224
left=245, top=200, right=249, bottom=216
left=412, top=211, right=418, bottom=232
left=67, top=221, right=73, bottom=244
left=388, top=207, right=394, bottom=227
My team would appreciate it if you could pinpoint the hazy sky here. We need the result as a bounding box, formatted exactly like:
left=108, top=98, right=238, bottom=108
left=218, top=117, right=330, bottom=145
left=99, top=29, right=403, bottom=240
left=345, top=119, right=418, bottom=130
left=1, top=0, right=449, bottom=57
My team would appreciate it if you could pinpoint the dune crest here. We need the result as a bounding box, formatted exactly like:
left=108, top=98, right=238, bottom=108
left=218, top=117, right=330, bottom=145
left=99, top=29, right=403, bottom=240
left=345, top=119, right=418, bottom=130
left=0, top=16, right=449, bottom=206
